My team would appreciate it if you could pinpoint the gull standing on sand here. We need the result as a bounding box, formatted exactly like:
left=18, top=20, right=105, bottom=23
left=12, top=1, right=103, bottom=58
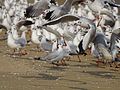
left=92, top=32, right=112, bottom=65
left=7, top=29, right=27, bottom=55
left=38, top=44, right=70, bottom=66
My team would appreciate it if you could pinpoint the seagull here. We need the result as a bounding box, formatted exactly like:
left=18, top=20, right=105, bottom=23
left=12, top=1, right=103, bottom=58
left=86, top=0, right=120, bottom=13
left=98, top=9, right=116, bottom=27
left=7, top=29, right=27, bottom=56
left=92, top=32, right=112, bottom=66
left=44, top=0, right=85, bottom=20
left=24, top=0, right=56, bottom=18
left=110, top=28, right=120, bottom=63
left=40, top=35, right=53, bottom=52
left=38, top=44, right=70, bottom=66
left=30, top=25, right=43, bottom=51
left=1, top=22, right=28, bottom=56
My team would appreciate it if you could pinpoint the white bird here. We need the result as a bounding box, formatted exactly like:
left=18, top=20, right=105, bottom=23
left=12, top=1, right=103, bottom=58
left=40, top=35, right=53, bottom=52
left=30, top=25, right=42, bottom=51
left=39, top=44, right=70, bottom=66
left=7, top=28, right=27, bottom=55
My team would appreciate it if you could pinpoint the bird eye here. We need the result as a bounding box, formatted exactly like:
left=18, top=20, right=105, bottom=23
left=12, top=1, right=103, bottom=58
left=104, top=1, right=108, bottom=4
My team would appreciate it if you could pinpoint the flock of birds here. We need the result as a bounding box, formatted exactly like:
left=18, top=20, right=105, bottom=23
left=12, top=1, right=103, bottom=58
left=0, top=0, right=120, bottom=67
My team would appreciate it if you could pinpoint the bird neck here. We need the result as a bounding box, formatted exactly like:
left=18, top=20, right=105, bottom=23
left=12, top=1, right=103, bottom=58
left=21, top=31, right=26, bottom=39
left=8, top=32, right=14, bottom=42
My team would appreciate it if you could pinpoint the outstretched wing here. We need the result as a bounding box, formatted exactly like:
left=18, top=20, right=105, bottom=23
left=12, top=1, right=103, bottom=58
left=42, top=26, right=61, bottom=38
left=43, top=14, right=80, bottom=26
left=25, top=0, right=49, bottom=18
left=16, top=20, right=34, bottom=29
left=0, top=24, right=7, bottom=31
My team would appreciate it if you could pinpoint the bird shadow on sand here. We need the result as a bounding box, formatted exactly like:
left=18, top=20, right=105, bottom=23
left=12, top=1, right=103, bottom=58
left=20, top=73, right=62, bottom=80
left=70, top=62, right=97, bottom=68
left=69, top=87, right=88, bottom=90
left=84, top=71, right=116, bottom=79
left=61, top=78, right=87, bottom=85
left=43, top=65, right=67, bottom=72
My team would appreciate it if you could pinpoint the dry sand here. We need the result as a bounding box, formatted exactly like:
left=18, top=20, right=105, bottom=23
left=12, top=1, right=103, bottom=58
left=0, top=38, right=120, bottom=90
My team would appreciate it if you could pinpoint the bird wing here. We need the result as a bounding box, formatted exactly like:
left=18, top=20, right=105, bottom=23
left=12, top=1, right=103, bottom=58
left=112, top=28, right=120, bottom=35
left=43, top=14, right=80, bottom=26
left=0, top=24, right=7, bottom=31
left=72, top=0, right=85, bottom=5
left=43, top=26, right=61, bottom=38
left=105, top=0, right=120, bottom=7
left=100, top=10, right=116, bottom=22
left=50, top=54, right=64, bottom=62
left=25, top=0, right=49, bottom=18
left=16, top=20, right=34, bottom=29
left=42, top=50, right=59, bottom=60
left=110, top=32, right=120, bottom=50
left=15, top=38, right=26, bottom=47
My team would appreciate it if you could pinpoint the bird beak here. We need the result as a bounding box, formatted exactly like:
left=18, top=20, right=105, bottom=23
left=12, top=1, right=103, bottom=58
left=107, top=2, right=120, bottom=7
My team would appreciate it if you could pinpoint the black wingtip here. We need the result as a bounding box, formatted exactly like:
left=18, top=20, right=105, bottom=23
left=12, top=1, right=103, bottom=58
left=50, top=0, right=57, bottom=5
left=44, top=11, right=54, bottom=21
left=25, top=6, right=33, bottom=18
left=23, top=21, right=35, bottom=26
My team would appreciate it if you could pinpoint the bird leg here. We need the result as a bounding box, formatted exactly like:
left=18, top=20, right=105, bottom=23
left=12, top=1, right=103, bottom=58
left=60, top=59, right=67, bottom=66
left=9, top=49, right=20, bottom=58
left=113, top=61, right=120, bottom=68
left=64, top=56, right=71, bottom=61
left=96, top=59, right=104, bottom=67
left=19, top=49, right=28, bottom=56
left=52, top=62, right=60, bottom=66
left=36, top=45, right=42, bottom=52
left=77, top=55, right=81, bottom=62
left=31, top=45, right=41, bottom=52
left=8, top=49, right=16, bottom=56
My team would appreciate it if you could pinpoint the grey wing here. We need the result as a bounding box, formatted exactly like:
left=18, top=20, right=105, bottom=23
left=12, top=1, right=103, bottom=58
left=110, top=28, right=120, bottom=50
left=50, top=52, right=64, bottom=62
left=110, top=33, right=120, bottom=50
left=25, top=0, right=49, bottom=18
left=42, top=50, right=59, bottom=60
left=15, top=38, right=26, bottom=47
left=43, top=14, right=80, bottom=26
left=43, top=26, right=61, bottom=38
left=40, top=41, right=53, bottom=51
left=112, top=28, right=120, bottom=35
